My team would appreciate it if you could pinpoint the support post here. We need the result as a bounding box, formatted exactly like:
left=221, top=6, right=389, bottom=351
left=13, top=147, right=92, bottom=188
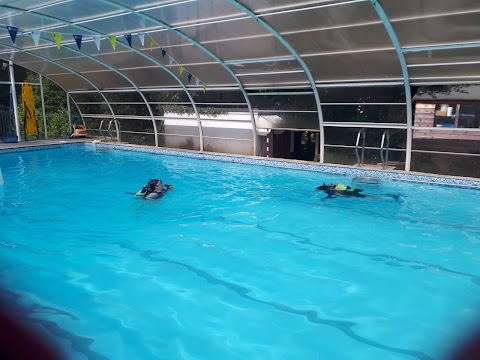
left=40, top=75, right=48, bottom=139
left=9, top=61, right=20, bottom=141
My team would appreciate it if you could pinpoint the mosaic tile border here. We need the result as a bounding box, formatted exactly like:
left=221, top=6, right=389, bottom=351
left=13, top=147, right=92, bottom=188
left=0, top=142, right=84, bottom=154
left=100, top=143, right=480, bottom=189
left=1, top=142, right=479, bottom=189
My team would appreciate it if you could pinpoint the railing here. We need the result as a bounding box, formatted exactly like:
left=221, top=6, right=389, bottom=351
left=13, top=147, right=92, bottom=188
left=380, top=130, right=390, bottom=169
left=98, top=119, right=121, bottom=142
left=355, top=128, right=366, bottom=166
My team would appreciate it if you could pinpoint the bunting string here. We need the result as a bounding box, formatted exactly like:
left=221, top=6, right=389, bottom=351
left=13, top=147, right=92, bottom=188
left=3, top=24, right=207, bottom=92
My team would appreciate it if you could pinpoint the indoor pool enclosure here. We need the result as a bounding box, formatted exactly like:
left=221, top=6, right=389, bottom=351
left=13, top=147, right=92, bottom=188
left=0, top=0, right=479, bottom=359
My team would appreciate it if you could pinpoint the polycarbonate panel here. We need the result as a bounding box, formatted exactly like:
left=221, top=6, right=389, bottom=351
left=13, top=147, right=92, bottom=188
left=143, top=91, right=191, bottom=103
left=34, top=0, right=125, bottom=23
left=139, top=43, right=214, bottom=65
left=319, top=86, right=406, bottom=103
left=261, top=1, right=378, bottom=34
left=0, top=11, right=60, bottom=31
left=110, top=104, right=151, bottom=116
left=160, top=119, right=199, bottom=137
left=256, top=113, right=319, bottom=130
left=229, top=59, right=302, bottom=75
left=177, top=63, right=239, bottom=86
left=70, top=93, right=106, bottom=103
left=204, top=35, right=291, bottom=63
left=406, top=48, right=480, bottom=66
left=78, top=70, right=133, bottom=89
left=154, top=105, right=196, bottom=117
left=250, top=94, right=316, bottom=111
left=76, top=13, right=160, bottom=36
left=121, top=67, right=182, bottom=87
left=51, top=55, right=106, bottom=73
left=240, top=0, right=353, bottom=13
left=391, top=13, right=480, bottom=47
left=181, top=18, right=270, bottom=43
left=48, top=73, right=96, bottom=91
left=322, top=105, right=407, bottom=123
left=161, top=133, right=200, bottom=151
left=286, top=24, right=392, bottom=54
left=409, top=64, right=480, bottom=81
left=104, top=92, right=145, bottom=102
left=305, top=50, right=403, bottom=82
left=76, top=103, right=110, bottom=114
left=140, top=0, right=243, bottom=27
left=382, top=0, right=480, bottom=21
left=234, top=72, right=309, bottom=87
left=189, top=90, right=247, bottom=104
left=92, top=50, right=158, bottom=70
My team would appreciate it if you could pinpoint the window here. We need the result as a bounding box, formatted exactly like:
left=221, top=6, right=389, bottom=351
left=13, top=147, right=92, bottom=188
left=433, top=103, right=480, bottom=128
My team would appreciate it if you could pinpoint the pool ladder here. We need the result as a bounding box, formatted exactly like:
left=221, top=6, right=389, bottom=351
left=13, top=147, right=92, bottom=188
left=355, top=128, right=390, bottom=169
left=99, top=119, right=121, bottom=142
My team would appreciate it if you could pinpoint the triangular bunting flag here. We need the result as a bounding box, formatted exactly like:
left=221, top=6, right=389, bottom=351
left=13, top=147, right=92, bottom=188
left=93, top=35, right=101, bottom=51
left=179, top=66, right=184, bottom=76
left=203, top=83, right=207, bottom=93
left=31, top=30, right=41, bottom=47
left=138, top=32, right=145, bottom=46
left=168, top=55, right=174, bottom=65
left=195, top=78, right=200, bottom=86
left=124, top=34, right=132, bottom=47
left=108, top=35, right=116, bottom=50
left=73, top=35, right=82, bottom=50
left=149, top=37, right=155, bottom=50
left=7, top=26, right=18, bottom=44
left=187, top=72, right=192, bottom=82
left=52, top=32, right=62, bottom=49
left=161, top=48, right=166, bottom=58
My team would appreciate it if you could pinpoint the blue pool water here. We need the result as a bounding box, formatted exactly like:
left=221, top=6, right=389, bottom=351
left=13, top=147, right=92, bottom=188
left=0, top=145, right=479, bottom=360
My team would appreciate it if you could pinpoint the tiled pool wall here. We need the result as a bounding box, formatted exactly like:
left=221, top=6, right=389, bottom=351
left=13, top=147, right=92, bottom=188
left=1, top=142, right=480, bottom=189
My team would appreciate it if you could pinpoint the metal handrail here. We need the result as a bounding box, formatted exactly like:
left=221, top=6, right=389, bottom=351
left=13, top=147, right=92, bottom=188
left=355, top=128, right=366, bottom=166
left=380, top=130, right=390, bottom=169
left=98, top=119, right=108, bottom=140
left=107, top=119, right=121, bottom=142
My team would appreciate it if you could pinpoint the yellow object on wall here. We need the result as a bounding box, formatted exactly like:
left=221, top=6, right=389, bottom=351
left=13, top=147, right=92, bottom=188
left=22, top=83, right=38, bottom=137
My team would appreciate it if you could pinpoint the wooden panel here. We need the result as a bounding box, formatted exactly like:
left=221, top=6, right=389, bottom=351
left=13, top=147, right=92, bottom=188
left=413, top=129, right=480, bottom=140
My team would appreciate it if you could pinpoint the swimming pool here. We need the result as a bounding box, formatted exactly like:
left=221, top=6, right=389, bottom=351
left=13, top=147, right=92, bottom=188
left=0, top=144, right=479, bottom=360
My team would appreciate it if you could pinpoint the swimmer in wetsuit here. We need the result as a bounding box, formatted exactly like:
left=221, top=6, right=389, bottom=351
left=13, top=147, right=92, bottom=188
left=316, top=183, right=366, bottom=198
left=135, top=179, right=174, bottom=199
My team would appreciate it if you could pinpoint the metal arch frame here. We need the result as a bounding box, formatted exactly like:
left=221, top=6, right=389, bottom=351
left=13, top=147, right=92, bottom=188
left=370, top=0, right=412, bottom=172
left=225, top=0, right=326, bottom=163
left=0, top=5, right=172, bottom=147
left=0, top=44, right=116, bottom=137
left=97, top=0, right=258, bottom=155
left=0, top=5, right=195, bottom=149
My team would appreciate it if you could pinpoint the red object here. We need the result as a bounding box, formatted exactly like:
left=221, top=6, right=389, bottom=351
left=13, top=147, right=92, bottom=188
left=266, top=129, right=270, bottom=157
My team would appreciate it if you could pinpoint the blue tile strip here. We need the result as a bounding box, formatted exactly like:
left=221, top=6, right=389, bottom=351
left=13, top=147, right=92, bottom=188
left=1, top=142, right=479, bottom=189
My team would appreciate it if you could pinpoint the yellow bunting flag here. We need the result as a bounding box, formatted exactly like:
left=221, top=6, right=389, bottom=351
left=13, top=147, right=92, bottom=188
left=22, top=84, right=38, bottom=138
left=179, top=66, right=184, bottom=76
left=108, top=35, right=116, bottom=50
left=149, top=37, right=155, bottom=50
left=203, top=83, right=207, bottom=93
left=52, top=32, right=62, bottom=49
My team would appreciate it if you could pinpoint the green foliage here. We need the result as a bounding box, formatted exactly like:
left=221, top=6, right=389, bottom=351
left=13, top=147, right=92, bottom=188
left=23, top=71, right=70, bottom=138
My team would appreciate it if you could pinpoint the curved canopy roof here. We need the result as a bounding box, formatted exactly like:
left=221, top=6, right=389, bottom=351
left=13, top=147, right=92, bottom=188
left=0, top=0, right=478, bottom=94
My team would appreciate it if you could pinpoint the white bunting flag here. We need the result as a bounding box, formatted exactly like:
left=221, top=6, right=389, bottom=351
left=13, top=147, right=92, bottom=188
left=31, top=30, right=41, bottom=47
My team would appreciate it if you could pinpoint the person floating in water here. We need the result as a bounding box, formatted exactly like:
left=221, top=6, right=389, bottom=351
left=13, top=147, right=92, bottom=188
left=135, top=179, right=174, bottom=199
left=316, top=183, right=401, bottom=201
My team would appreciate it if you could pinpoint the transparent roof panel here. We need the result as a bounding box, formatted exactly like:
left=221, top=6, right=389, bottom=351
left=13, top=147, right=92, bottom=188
left=286, top=24, right=393, bottom=55
left=261, top=1, right=379, bottom=34
left=0, top=0, right=477, bottom=94
left=305, top=50, right=402, bottom=83
left=138, top=0, right=244, bottom=28
left=392, top=12, right=480, bottom=48
left=181, top=18, right=271, bottom=44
